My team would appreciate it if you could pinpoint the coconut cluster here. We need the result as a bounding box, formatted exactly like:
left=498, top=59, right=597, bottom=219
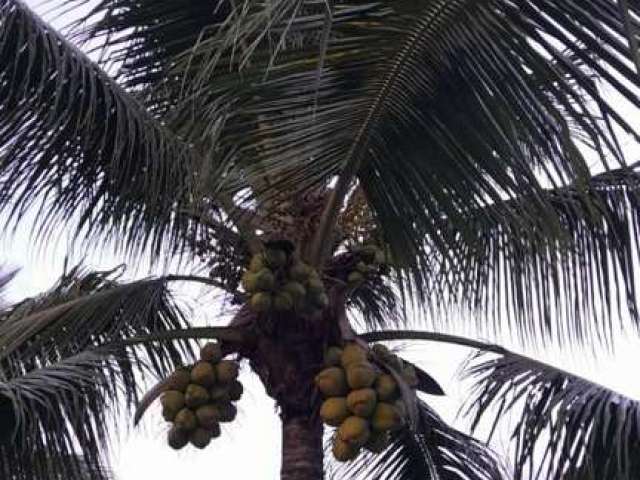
left=347, top=244, right=387, bottom=288
left=160, top=342, right=243, bottom=450
left=315, top=343, right=415, bottom=462
left=242, top=245, right=328, bottom=314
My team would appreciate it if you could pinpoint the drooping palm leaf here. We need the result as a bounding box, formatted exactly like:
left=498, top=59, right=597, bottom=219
left=0, top=0, right=206, bottom=256
left=326, top=398, right=507, bottom=480
left=463, top=352, right=640, bottom=480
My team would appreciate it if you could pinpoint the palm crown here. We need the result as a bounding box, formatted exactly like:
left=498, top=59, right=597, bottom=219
left=1, top=0, right=640, bottom=478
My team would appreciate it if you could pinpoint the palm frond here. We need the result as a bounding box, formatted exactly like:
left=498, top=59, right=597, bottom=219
left=0, top=266, right=194, bottom=480
left=327, top=398, right=507, bottom=480
left=0, top=0, right=203, bottom=256
left=463, top=352, right=640, bottom=480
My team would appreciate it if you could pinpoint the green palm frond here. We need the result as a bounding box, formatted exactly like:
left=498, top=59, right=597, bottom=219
left=0, top=0, right=206, bottom=256
left=0, top=266, right=194, bottom=480
left=463, top=352, right=640, bottom=480
left=327, top=398, right=507, bottom=480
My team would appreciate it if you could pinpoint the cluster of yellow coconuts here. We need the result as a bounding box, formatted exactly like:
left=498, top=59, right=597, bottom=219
left=347, top=244, right=388, bottom=287
left=159, top=342, right=243, bottom=450
left=315, top=342, right=418, bottom=461
left=242, top=246, right=328, bottom=314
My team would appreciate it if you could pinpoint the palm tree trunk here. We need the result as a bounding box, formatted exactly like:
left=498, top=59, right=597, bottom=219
left=280, top=415, right=324, bottom=480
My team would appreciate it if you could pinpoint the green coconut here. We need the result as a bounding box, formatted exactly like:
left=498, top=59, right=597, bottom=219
left=324, top=346, right=343, bottom=367
left=174, top=408, right=198, bottom=431
left=195, top=404, right=220, bottom=430
left=338, top=416, right=370, bottom=447
left=356, top=261, right=369, bottom=273
left=371, top=344, right=392, bottom=360
left=346, top=362, right=377, bottom=389
left=264, top=248, right=288, bottom=268
left=191, top=361, right=217, bottom=387
left=250, top=292, right=273, bottom=312
left=374, top=374, right=398, bottom=401
left=200, top=342, right=223, bottom=363
left=167, top=426, right=189, bottom=450
left=185, top=384, right=210, bottom=408
left=346, top=388, right=377, bottom=418
left=165, top=369, right=191, bottom=392
left=289, top=262, right=311, bottom=282
left=307, top=277, right=324, bottom=295
left=371, top=403, right=403, bottom=432
left=189, top=428, right=213, bottom=449
left=274, top=291, right=294, bottom=311
left=254, top=268, right=276, bottom=291
left=311, top=292, right=329, bottom=309
left=216, top=360, right=239, bottom=384
left=314, top=367, right=348, bottom=397
left=160, top=390, right=185, bottom=421
left=332, top=437, right=360, bottom=462
left=228, top=380, right=244, bottom=401
left=249, top=254, right=265, bottom=273
left=282, top=281, right=306, bottom=300
left=320, top=397, right=350, bottom=427
left=241, top=271, right=258, bottom=293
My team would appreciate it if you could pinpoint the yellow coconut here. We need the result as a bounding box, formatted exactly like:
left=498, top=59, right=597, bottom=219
left=174, top=408, right=198, bottom=431
left=320, top=397, right=350, bottom=427
left=167, top=426, right=189, bottom=450
left=314, top=367, right=348, bottom=397
left=228, top=380, right=244, bottom=401
left=216, top=360, right=240, bottom=384
left=337, top=416, right=370, bottom=447
left=191, top=361, right=217, bottom=387
left=346, top=388, right=377, bottom=418
left=255, top=268, right=276, bottom=291
left=195, top=404, right=220, bottom=430
left=184, top=384, right=210, bottom=408
left=189, top=427, right=213, bottom=449
left=323, top=346, right=343, bottom=367
left=241, top=271, right=258, bottom=293
left=200, top=342, right=223, bottom=363
left=332, top=437, right=360, bottom=462
left=340, top=343, right=368, bottom=368
left=374, top=374, right=398, bottom=401
left=249, top=254, right=265, bottom=273
left=346, top=362, right=377, bottom=389
left=364, top=430, right=390, bottom=454
left=165, top=369, right=191, bottom=392
left=251, top=292, right=273, bottom=312
left=371, top=403, right=403, bottom=432
left=160, top=390, right=185, bottom=421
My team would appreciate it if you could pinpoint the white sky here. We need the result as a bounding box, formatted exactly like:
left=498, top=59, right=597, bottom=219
left=4, top=1, right=640, bottom=478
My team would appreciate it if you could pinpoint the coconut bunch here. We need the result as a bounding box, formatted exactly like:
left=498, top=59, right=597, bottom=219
left=347, top=244, right=388, bottom=288
left=160, top=342, right=243, bottom=450
left=242, top=245, right=328, bottom=314
left=315, top=343, right=415, bottom=462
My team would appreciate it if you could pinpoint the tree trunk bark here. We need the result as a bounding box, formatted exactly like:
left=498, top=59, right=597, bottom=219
left=280, top=415, right=324, bottom=480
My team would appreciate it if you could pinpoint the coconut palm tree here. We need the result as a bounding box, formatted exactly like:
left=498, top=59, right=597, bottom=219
left=1, top=0, right=640, bottom=478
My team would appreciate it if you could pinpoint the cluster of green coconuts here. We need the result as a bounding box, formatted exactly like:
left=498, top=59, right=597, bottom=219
left=347, top=244, right=388, bottom=288
left=315, top=342, right=419, bottom=462
left=160, top=342, right=243, bottom=450
left=242, top=246, right=328, bottom=314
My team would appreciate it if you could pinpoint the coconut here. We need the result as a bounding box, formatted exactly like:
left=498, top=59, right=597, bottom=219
left=282, top=281, right=306, bottom=300
left=189, top=428, right=213, bottom=449
left=340, top=343, right=368, bottom=368
left=401, top=364, right=419, bottom=387
left=185, top=384, right=210, bottom=408
left=274, top=291, right=294, bottom=311
left=346, top=388, right=377, bottom=418
left=228, top=380, right=244, bottom=401
left=356, top=261, right=369, bottom=273
left=254, top=268, right=276, bottom=291
left=347, top=271, right=364, bottom=285
left=165, top=369, right=191, bottom=392
left=332, top=437, right=360, bottom=462
left=289, top=262, right=310, bottom=282
left=167, top=426, right=189, bottom=450
left=311, top=292, right=329, bottom=309
left=264, top=248, right=288, bottom=268
left=160, top=390, right=185, bottom=421
left=249, top=254, right=265, bottom=273
left=371, top=403, right=403, bottom=432
left=250, top=292, right=273, bottom=312
left=323, top=346, right=343, bottom=367
left=320, top=397, right=350, bottom=427
left=314, top=367, right=348, bottom=397
left=364, top=430, right=390, bottom=453
left=174, top=408, right=198, bottom=431
left=374, top=374, right=398, bottom=401
left=346, top=362, right=377, bottom=389
left=216, top=402, right=237, bottom=423
left=195, top=404, right=220, bottom=430
left=200, top=342, right=223, bottom=363
left=307, top=277, right=324, bottom=294
left=216, top=360, right=240, bottom=384
left=371, top=344, right=392, bottom=360
left=191, top=361, right=217, bottom=387
left=209, top=384, right=231, bottom=403
left=338, top=416, right=370, bottom=447
left=241, top=271, right=258, bottom=293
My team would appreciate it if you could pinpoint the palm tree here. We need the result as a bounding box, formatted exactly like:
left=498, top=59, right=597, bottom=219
left=1, top=0, right=640, bottom=478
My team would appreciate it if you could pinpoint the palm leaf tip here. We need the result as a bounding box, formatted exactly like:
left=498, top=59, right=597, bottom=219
left=463, top=352, right=640, bottom=480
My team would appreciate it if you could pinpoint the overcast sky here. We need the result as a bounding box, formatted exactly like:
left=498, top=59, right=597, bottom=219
left=4, top=1, right=640, bottom=478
